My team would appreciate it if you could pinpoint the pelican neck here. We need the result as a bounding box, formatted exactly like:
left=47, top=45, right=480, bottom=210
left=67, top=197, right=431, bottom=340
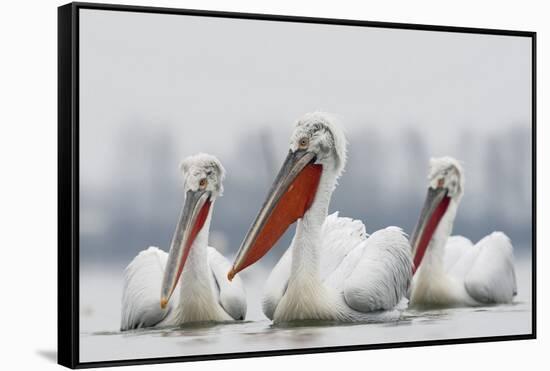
left=290, top=167, right=337, bottom=282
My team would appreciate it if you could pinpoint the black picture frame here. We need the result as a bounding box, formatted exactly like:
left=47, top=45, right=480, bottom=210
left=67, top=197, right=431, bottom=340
left=58, top=2, right=537, bottom=368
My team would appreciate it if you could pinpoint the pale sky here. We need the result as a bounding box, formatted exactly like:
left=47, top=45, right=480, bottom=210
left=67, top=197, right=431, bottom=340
left=79, top=9, right=531, bottom=188
left=77, top=9, right=532, bottom=264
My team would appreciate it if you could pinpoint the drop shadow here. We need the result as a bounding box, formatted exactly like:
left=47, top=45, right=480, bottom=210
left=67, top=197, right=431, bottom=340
left=36, top=350, right=57, bottom=363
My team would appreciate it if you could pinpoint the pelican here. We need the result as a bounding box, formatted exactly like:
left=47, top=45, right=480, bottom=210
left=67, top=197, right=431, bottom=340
left=409, top=157, right=517, bottom=308
left=227, top=112, right=412, bottom=323
left=120, top=154, right=246, bottom=330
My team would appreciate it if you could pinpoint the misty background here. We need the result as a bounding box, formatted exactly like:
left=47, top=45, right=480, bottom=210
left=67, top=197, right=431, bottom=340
left=79, top=10, right=532, bottom=270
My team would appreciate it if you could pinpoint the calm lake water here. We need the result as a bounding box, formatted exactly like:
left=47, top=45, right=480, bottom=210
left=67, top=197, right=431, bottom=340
left=79, top=255, right=532, bottom=363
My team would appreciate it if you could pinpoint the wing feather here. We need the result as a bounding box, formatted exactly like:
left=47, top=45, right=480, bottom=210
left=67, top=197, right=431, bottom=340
left=120, top=247, right=175, bottom=330
left=464, top=232, right=517, bottom=304
left=343, top=227, right=412, bottom=312
left=320, top=212, right=368, bottom=281
left=444, top=235, right=474, bottom=274
left=208, top=247, right=247, bottom=320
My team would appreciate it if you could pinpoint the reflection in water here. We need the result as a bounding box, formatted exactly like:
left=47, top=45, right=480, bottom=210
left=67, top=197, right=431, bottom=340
left=80, top=258, right=532, bottom=363
left=82, top=300, right=531, bottom=363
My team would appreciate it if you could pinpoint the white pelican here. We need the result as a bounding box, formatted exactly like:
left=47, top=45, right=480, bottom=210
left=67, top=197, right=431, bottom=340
left=120, top=154, right=246, bottom=330
left=409, top=157, right=517, bottom=308
left=227, top=112, right=412, bottom=323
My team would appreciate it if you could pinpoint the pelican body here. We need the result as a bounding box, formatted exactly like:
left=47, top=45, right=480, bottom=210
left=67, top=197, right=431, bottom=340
left=409, top=157, right=517, bottom=308
left=228, top=112, right=412, bottom=323
left=121, top=154, right=246, bottom=330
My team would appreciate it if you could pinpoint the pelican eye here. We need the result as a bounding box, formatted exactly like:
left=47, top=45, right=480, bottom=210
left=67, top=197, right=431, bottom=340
left=298, top=137, right=309, bottom=150
left=199, top=178, right=208, bottom=189
left=437, top=178, right=445, bottom=188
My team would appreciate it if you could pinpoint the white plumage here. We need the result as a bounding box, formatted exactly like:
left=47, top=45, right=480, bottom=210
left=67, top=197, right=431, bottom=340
left=121, top=245, right=246, bottom=330
left=463, top=232, right=517, bottom=303
left=342, top=226, right=412, bottom=313
left=121, top=247, right=175, bottom=330
left=231, top=113, right=413, bottom=323
left=409, top=157, right=517, bottom=308
left=120, top=154, right=246, bottom=330
left=263, top=215, right=411, bottom=323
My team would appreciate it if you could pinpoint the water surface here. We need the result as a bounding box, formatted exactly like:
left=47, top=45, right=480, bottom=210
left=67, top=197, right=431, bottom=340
left=79, top=257, right=532, bottom=362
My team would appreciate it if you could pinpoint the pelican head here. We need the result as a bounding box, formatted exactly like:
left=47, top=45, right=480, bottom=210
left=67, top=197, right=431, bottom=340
left=289, top=112, right=347, bottom=177
left=160, top=153, right=225, bottom=308
left=228, top=112, right=346, bottom=280
left=410, top=156, right=464, bottom=273
left=427, top=157, right=464, bottom=200
left=180, top=153, right=226, bottom=198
